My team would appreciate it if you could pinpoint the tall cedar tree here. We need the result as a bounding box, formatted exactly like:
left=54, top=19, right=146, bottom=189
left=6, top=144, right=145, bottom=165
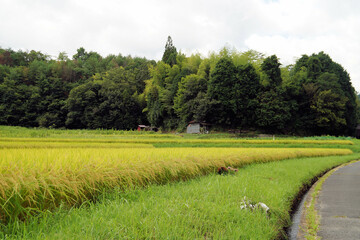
left=256, top=55, right=291, bottom=131
left=162, top=36, right=177, bottom=67
left=261, top=55, right=282, bottom=87
left=208, top=57, right=237, bottom=127
left=235, top=64, right=261, bottom=128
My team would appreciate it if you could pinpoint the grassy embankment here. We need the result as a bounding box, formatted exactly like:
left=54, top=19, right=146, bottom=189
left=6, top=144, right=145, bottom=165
left=0, top=125, right=354, bottom=140
left=0, top=125, right=173, bottom=138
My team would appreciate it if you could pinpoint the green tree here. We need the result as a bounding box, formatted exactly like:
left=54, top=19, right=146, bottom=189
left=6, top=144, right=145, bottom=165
left=291, top=52, right=358, bottom=135
left=144, top=82, right=163, bottom=127
left=72, top=47, right=89, bottom=61
left=143, top=60, right=185, bottom=129
left=0, top=64, right=10, bottom=83
left=162, top=36, right=177, bottom=66
left=65, top=81, right=102, bottom=129
left=0, top=78, right=40, bottom=126
left=255, top=88, right=291, bottom=131
left=94, top=80, right=142, bottom=129
left=310, top=89, right=347, bottom=134
left=208, top=57, right=237, bottom=126
left=36, top=77, right=69, bottom=128
left=257, top=55, right=291, bottom=132
left=261, top=55, right=282, bottom=87
left=174, top=74, right=207, bottom=124
left=235, top=63, right=261, bottom=128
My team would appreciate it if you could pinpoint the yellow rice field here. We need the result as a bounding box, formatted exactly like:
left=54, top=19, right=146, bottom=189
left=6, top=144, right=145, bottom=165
left=0, top=141, right=154, bottom=149
left=0, top=137, right=354, bottom=145
left=0, top=147, right=352, bottom=222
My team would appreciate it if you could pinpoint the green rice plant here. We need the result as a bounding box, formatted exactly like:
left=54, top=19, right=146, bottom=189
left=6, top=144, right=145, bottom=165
left=0, top=147, right=352, bottom=223
left=0, top=126, right=167, bottom=138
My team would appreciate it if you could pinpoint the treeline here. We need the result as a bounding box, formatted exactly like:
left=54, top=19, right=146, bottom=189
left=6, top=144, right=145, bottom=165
left=0, top=37, right=358, bottom=135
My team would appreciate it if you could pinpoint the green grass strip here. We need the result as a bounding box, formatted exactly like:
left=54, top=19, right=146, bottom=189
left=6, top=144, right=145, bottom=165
left=3, top=153, right=360, bottom=239
left=0, top=125, right=169, bottom=138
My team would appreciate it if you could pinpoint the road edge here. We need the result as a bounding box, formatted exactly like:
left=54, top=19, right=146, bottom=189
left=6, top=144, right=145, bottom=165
left=297, top=160, right=360, bottom=239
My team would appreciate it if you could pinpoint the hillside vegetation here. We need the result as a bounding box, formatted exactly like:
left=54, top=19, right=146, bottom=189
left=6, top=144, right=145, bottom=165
left=1, top=36, right=358, bottom=135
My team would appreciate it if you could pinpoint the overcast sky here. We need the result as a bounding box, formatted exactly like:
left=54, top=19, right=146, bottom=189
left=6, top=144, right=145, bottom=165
left=1, top=0, right=360, bottom=91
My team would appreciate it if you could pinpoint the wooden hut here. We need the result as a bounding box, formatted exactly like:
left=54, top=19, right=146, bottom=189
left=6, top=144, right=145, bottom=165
left=186, top=121, right=210, bottom=134
left=137, top=125, right=149, bottom=131
left=355, top=124, right=360, bottom=138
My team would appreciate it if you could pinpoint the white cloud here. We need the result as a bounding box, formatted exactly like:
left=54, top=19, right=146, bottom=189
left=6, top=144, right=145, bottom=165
left=243, top=0, right=360, bottom=91
left=0, top=0, right=359, bottom=90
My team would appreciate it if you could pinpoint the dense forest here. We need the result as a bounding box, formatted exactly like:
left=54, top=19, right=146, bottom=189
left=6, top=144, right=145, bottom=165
left=0, top=36, right=358, bottom=135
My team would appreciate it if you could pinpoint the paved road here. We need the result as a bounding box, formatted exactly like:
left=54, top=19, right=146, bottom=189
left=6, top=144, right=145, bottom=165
left=317, top=161, right=360, bottom=239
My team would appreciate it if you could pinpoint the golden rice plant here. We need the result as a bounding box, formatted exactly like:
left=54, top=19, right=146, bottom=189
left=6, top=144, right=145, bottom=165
left=1, top=138, right=354, bottom=145
left=0, top=147, right=352, bottom=223
left=0, top=142, right=154, bottom=149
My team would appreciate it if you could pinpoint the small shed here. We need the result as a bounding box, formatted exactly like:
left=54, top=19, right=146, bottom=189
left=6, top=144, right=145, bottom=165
left=186, top=121, right=210, bottom=134
left=355, top=124, right=360, bottom=138
left=149, top=126, right=159, bottom=132
left=137, top=125, right=149, bottom=131
left=137, top=125, right=158, bottom=132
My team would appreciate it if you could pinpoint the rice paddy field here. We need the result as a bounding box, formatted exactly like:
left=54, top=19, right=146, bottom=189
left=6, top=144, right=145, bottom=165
left=0, top=125, right=359, bottom=239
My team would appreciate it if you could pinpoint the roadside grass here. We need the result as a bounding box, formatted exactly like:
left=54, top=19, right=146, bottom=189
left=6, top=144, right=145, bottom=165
left=303, top=169, right=332, bottom=240
left=3, top=153, right=360, bottom=239
left=0, top=147, right=350, bottom=223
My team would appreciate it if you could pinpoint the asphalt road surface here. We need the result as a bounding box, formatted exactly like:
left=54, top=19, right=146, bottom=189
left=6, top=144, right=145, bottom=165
left=317, top=161, right=360, bottom=239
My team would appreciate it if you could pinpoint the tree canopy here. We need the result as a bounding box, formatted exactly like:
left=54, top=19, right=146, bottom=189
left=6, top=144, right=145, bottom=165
left=0, top=41, right=358, bottom=136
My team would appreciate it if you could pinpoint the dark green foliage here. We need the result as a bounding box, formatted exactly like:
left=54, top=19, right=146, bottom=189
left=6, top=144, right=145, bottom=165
left=0, top=65, right=10, bottom=83
left=261, top=55, right=282, bottom=87
left=255, top=55, right=292, bottom=132
left=235, top=64, right=261, bottom=128
left=162, top=36, right=177, bottom=66
left=145, top=84, right=163, bottom=127
left=174, top=74, right=208, bottom=124
left=256, top=88, right=291, bottom=131
left=0, top=45, right=357, bottom=135
left=65, top=81, right=101, bottom=129
left=0, top=47, right=152, bottom=130
left=36, top=77, right=69, bottom=128
left=65, top=67, right=144, bottom=130
left=0, top=48, right=48, bottom=67
left=290, top=52, right=357, bottom=135
left=307, top=56, right=322, bottom=80
left=208, top=57, right=238, bottom=126
left=310, top=89, right=347, bottom=134
left=0, top=78, right=40, bottom=126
